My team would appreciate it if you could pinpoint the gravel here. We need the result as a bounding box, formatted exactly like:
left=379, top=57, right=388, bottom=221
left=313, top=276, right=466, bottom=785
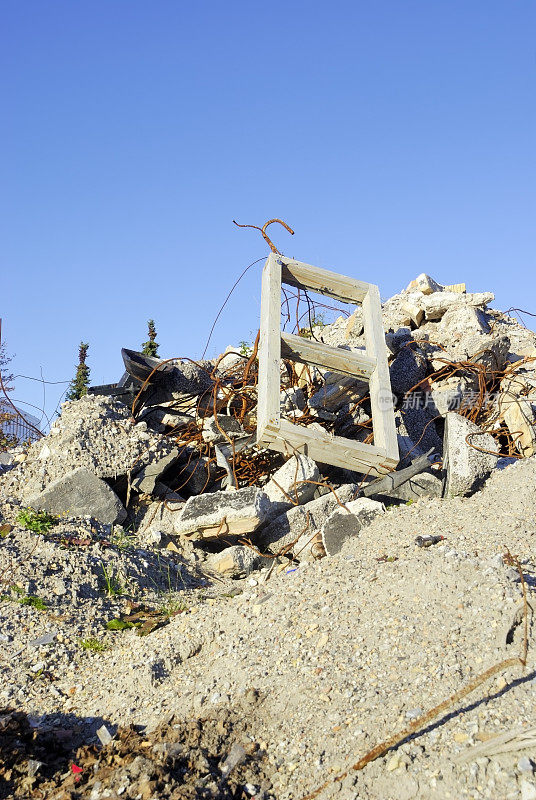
left=1, top=456, right=535, bottom=799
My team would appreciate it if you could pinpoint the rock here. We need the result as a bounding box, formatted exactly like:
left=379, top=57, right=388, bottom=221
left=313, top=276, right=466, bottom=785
left=143, top=360, right=214, bottom=405
left=263, top=455, right=319, bottom=507
left=443, top=413, right=498, bottom=497
left=206, top=545, right=268, bottom=578
left=201, top=415, right=245, bottom=444
left=321, top=498, right=384, bottom=556
left=389, top=346, right=428, bottom=398
left=26, top=467, right=127, bottom=525
left=131, top=449, right=182, bottom=495
left=518, top=757, right=535, bottom=774
left=174, top=486, right=272, bottom=540
left=257, top=484, right=358, bottom=554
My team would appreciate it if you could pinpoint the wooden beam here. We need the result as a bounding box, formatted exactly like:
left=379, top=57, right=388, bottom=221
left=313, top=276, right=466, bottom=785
left=362, top=285, right=399, bottom=461
left=280, top=257, right=369, bottom=304
left=280, top=332, right=376, bottom=379
left=256, top=253, right=282, bottom=441
left=258, top=419, right=397, bottom=476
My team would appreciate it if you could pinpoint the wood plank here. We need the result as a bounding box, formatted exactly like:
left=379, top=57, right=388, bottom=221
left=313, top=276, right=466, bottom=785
left=256, top=253, right=282, bottom=442
left=280, top=257, right=369, bottom=304
left=280, top=332, right=375, bottom=379
left=362, top=285, right=399, bottom=463
left=258, top=419, right=397, bottom=476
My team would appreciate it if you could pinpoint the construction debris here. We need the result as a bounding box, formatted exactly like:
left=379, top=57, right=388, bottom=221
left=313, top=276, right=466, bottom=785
left=1, top=267, right=536, bottom=800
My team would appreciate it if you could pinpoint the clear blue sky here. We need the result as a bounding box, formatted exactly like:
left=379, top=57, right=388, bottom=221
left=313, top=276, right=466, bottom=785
left=2, top=1, right=535, bottom=429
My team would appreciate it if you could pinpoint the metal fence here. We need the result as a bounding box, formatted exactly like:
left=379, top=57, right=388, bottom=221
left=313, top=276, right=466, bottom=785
left=0, top=402, right=42, bottom=443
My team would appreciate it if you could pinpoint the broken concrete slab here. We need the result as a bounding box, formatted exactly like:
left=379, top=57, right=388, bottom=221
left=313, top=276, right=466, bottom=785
left=205, top=545, right=269, bottom=578
left=26, top=467, right=127, bottom=525
left=420, top=291, right=495, bottom=322
left=257, top=483, right=358, bottom=555
left=174, top=486, right=272, bottom=540
left=443, top=412, right=499, bottom=497
left=263, top=454, right=319, bottom=507
left=374, top=471, right=443, bottom=503
left=321, top=498, right=385, bottom=556
left=130, top=449, right=182, bottom=495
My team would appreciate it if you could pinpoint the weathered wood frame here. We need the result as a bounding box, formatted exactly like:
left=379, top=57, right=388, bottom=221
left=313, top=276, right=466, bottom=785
left=256, top=253, right=399, bottom=476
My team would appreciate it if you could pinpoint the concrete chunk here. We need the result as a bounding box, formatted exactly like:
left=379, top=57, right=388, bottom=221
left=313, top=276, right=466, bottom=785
left=321, top=498, right=385, bottom=556
left=206, top=545, right=269, bottom=578
left=264, top=455, right=319, bottom=506
left=443, top=412, right=498, bottom=497
left=389, top=347, right=428, bottom=398
left=175, top=486, right=272, bottom=540
left=257, top=484, right=358, bottom=554
left=420, top=291, right=494, bottom=321
left=26, top=467, right=127, bottom=525
left=131, top=449, right=181, bottom=495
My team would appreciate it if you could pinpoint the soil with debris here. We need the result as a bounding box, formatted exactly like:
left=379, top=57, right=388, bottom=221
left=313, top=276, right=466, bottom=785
left=1, top=273, right=536, bottom=800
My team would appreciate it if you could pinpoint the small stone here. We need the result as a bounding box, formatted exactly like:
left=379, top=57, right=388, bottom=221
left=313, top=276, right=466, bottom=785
left=96, top=724, right=114, bottom=746
left=518, top=757, right=535, bottom=774
left=29, top=632, right=57, bottom=647
left=386, top=754, right=401, bottom=771
left=453, top=732, right=469, bottom=743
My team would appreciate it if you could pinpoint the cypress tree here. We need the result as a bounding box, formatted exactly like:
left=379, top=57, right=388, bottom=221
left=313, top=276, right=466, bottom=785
left=66, top=342, right=90, bottom=401
left=142, top=319, right=159, bottom=358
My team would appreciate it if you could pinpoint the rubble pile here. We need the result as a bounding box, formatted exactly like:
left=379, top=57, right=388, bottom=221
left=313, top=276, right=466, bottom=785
left=1, top=273, right=536, bottom=800
left=1, top=274, right=536, bottom=575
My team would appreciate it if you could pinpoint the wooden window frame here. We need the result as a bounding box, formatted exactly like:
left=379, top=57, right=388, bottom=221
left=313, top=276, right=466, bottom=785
left=256, top=253, right=399, bottom=476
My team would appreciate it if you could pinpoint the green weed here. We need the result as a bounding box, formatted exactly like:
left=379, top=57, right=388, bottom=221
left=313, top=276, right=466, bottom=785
left=17, top=508, right=59, bottom=534
left=100, top=563, right=124, bottom=597
left=78, top=637, right=108, bottom=652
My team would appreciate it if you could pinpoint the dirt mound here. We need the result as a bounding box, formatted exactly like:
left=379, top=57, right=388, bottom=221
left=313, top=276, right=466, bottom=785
left=0, top=703, right=274, bottom=799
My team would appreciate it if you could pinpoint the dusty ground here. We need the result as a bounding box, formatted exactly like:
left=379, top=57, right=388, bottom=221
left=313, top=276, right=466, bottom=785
left=1, top=457, right=536, bottom=799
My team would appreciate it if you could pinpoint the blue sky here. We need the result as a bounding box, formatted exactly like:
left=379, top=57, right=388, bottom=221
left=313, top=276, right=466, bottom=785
left=2, top=1, right=535, bottom=429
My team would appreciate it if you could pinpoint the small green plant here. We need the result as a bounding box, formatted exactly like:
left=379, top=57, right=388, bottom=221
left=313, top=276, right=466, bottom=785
left=298, top=313, right=327, bottom=339
left=18, top=595, right=47, bottom=611
left=159, top=597, right=189, bottom=618
left=111, top=526, right=136, bottom=551
left=78, top=637, right=108, bottom=652
left=238, top=340, right=252, bottom=357
left=66, top=342, right=91, bottom=401
left=100, top=563, right=124, bottom=597
left=17, top=508, right=59, bottom=534
left=106, top=618, right=135, bottom=631
left=142, top=319, right=159, bottom=358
